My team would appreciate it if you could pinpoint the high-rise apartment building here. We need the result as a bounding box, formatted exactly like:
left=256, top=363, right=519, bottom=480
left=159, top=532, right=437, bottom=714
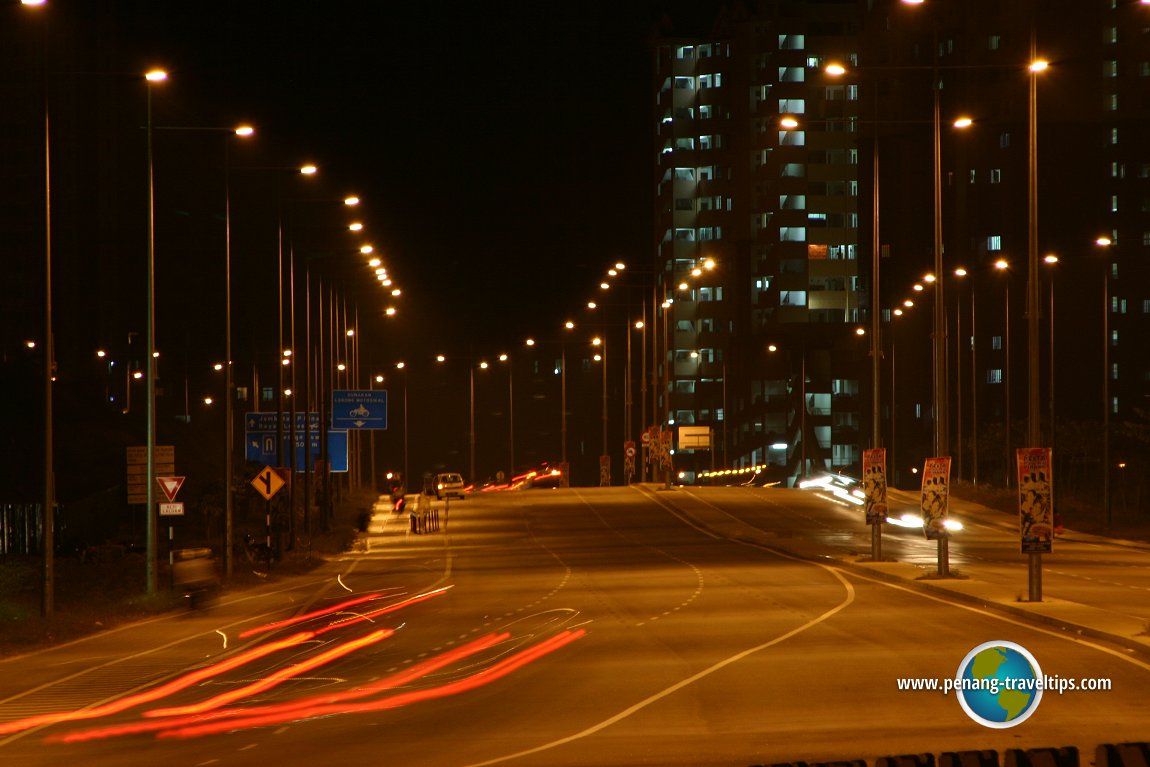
left=653, top=1, right=866, bottom=486
left=655, top=0, right=1150, bottom=497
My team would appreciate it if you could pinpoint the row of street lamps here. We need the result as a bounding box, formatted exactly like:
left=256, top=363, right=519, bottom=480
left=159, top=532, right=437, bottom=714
left=22, top=0, right=401, bottom=608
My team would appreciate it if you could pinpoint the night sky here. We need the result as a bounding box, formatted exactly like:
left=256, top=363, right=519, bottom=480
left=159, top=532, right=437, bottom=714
left=119, top=1, right=725, bottom=359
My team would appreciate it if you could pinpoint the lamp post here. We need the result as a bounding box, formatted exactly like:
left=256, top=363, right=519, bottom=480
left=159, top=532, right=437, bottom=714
left=1024, top=51, right=1049, bottom=603
left=1043, top=254, right=1058, bottom=467
left=24, top=0, right=55, bottom=615
left=953, top=267, right=968, bottom=482
left=143, top=68, right=166, bottom=596
left=470, top=360, right=483, bottom=483
left=995, top=259, right=1012, bottom=488
left=222, top=125, right=253, bottom=578
left=562, top=321, right=573, bottom=481
left=498, top=354, right=514, bottom=476
left=635, top=317, right=647, bottom=482
left=1095, top=237, right=1115, bottom=529
left=396, top=361, right=409, bottom=488
left=592, top=336, right=608, bottom=485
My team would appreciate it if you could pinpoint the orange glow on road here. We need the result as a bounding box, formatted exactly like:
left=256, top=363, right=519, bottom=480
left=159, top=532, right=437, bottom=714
left=51, top=629, right=585, bottom=744
left=238, top=593, right=385, bottom=638
left=154, top=629, right=587, bottom=740
left=0, top=632, right=315, bottom=736
left=145, top=629, right=393, bottom=718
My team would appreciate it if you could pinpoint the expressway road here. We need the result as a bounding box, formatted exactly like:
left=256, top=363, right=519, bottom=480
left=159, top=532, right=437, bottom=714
left=0, top=485, right=1147, bottom=767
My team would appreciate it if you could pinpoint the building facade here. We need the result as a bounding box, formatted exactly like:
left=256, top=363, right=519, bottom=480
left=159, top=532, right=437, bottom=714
left=655, top=0, right=1150, bottom=502
left=653, top=1, right=867, bottom=486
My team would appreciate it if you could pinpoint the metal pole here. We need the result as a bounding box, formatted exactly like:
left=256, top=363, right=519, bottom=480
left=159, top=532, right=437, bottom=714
left=601, top=335, right=608, bottom=484
left=639, top=306, right=647, bottom=482
left=223, top=138, right=235, bottom=578
left=469, top=365, right=476, bottom=483
left=145, top=79, right=158, bottom=595
left=561, top=336, right=568, bottom=473
left=39, top=16, right=55, bottom=614
left=303, top=268, right=311, bottom=536
left=870, top=130, right=883, bottom=562
left=933, top=66, right=950, bottom=579
left=276, top=222, right=284, bottom=471
left=1005, top=283, right=1012, bottom=487
left=403, top=373, right=409, bottom=488
left=971, top=288, right=979, bottom=485
left=1103, top=268, right=1111, bottom=529
left=1026, top=30, right=1043, bottom=602
left=288, top=245, right=296, bottom=546
left=956, top=282, right=963, bottom=481
left=508, top=361, right=515, bottom=476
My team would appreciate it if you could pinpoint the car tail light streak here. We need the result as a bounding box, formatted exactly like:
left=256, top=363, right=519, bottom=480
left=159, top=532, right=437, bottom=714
left=0, top=631, right=315, bottom=736
left=143, top=628, right=394, bottom=718
left=39, top=614, right=586, bottom=744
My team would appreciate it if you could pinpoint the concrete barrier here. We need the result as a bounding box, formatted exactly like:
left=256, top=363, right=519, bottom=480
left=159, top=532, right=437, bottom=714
left=940, top=751, right=999, bottom=767
left=1004, top=746, right=1078, bottom=767
left=1096, top=743, right=1150, bottom=767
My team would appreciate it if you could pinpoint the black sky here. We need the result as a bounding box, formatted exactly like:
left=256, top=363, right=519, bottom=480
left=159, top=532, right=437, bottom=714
left=114, top=1, right=725, bottom=360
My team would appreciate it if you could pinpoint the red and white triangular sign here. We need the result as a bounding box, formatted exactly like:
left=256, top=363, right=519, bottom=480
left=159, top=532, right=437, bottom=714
left=156, top=476, right=186, bottom=502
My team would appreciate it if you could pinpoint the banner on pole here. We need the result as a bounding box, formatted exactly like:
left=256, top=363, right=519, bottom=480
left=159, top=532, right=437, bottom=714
left=919, top=456, right=951, bottom=540
left=1017, top=447, right=1054, bottom=553
left=862, top=448, right=888, bottom=525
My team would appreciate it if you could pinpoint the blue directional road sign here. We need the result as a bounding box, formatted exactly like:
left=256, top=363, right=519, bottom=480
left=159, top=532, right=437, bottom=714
left=331, top=390, right=387, bottom=430
left=244, top=412, right=348, bottom=472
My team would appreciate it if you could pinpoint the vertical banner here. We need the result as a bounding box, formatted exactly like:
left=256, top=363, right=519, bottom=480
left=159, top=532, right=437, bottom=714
left=919, top=457, right=952, bottom=540
left=1017, top=447, right=1054, bottom=553
left=862, top=448, right=888, bottom=525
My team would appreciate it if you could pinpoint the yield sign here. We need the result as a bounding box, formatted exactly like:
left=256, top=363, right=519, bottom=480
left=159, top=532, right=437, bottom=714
left=156, top=476, right=186, bottom=502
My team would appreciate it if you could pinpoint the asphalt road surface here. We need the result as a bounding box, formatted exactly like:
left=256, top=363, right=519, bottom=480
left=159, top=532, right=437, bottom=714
left=0, top=486, right=1147, bottom=767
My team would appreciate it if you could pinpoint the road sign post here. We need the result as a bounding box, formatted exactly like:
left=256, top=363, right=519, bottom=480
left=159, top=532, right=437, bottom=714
left=250, top=466, right=286, bottom=552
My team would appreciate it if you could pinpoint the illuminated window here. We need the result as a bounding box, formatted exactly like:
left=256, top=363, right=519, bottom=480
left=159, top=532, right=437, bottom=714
left=987, top=369, right=1003, bottom=384
left=778, top=98, right=806, bottom=114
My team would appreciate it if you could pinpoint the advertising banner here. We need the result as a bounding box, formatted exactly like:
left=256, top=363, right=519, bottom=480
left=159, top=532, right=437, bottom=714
left=919, top=456, right=952, bottom=540
left=1017, top=447, right=1054, bottom=553
left=862, top=448, right=888, bottom=525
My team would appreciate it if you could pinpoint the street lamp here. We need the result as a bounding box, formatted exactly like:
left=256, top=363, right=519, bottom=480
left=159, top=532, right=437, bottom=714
left=1024, top=51, right=1049, bottom=604
left=994, top=258, right=1012, bottom=489
left=497, top=353, right=514, bottom=477
left=634, top=317, right=647, bottom=482
left=222, top=123, right=254, bottom=580
left=395, top=361, right=409, bottom=488
left=562, top=321, right=574, bottom=479
left=23, top=0, right=55, bottom=615
left=1095, top=237, right=1115, bottom=529
left=144, top=67, right=167, bottom=596
left=592, top=336, right=608, bottom=485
